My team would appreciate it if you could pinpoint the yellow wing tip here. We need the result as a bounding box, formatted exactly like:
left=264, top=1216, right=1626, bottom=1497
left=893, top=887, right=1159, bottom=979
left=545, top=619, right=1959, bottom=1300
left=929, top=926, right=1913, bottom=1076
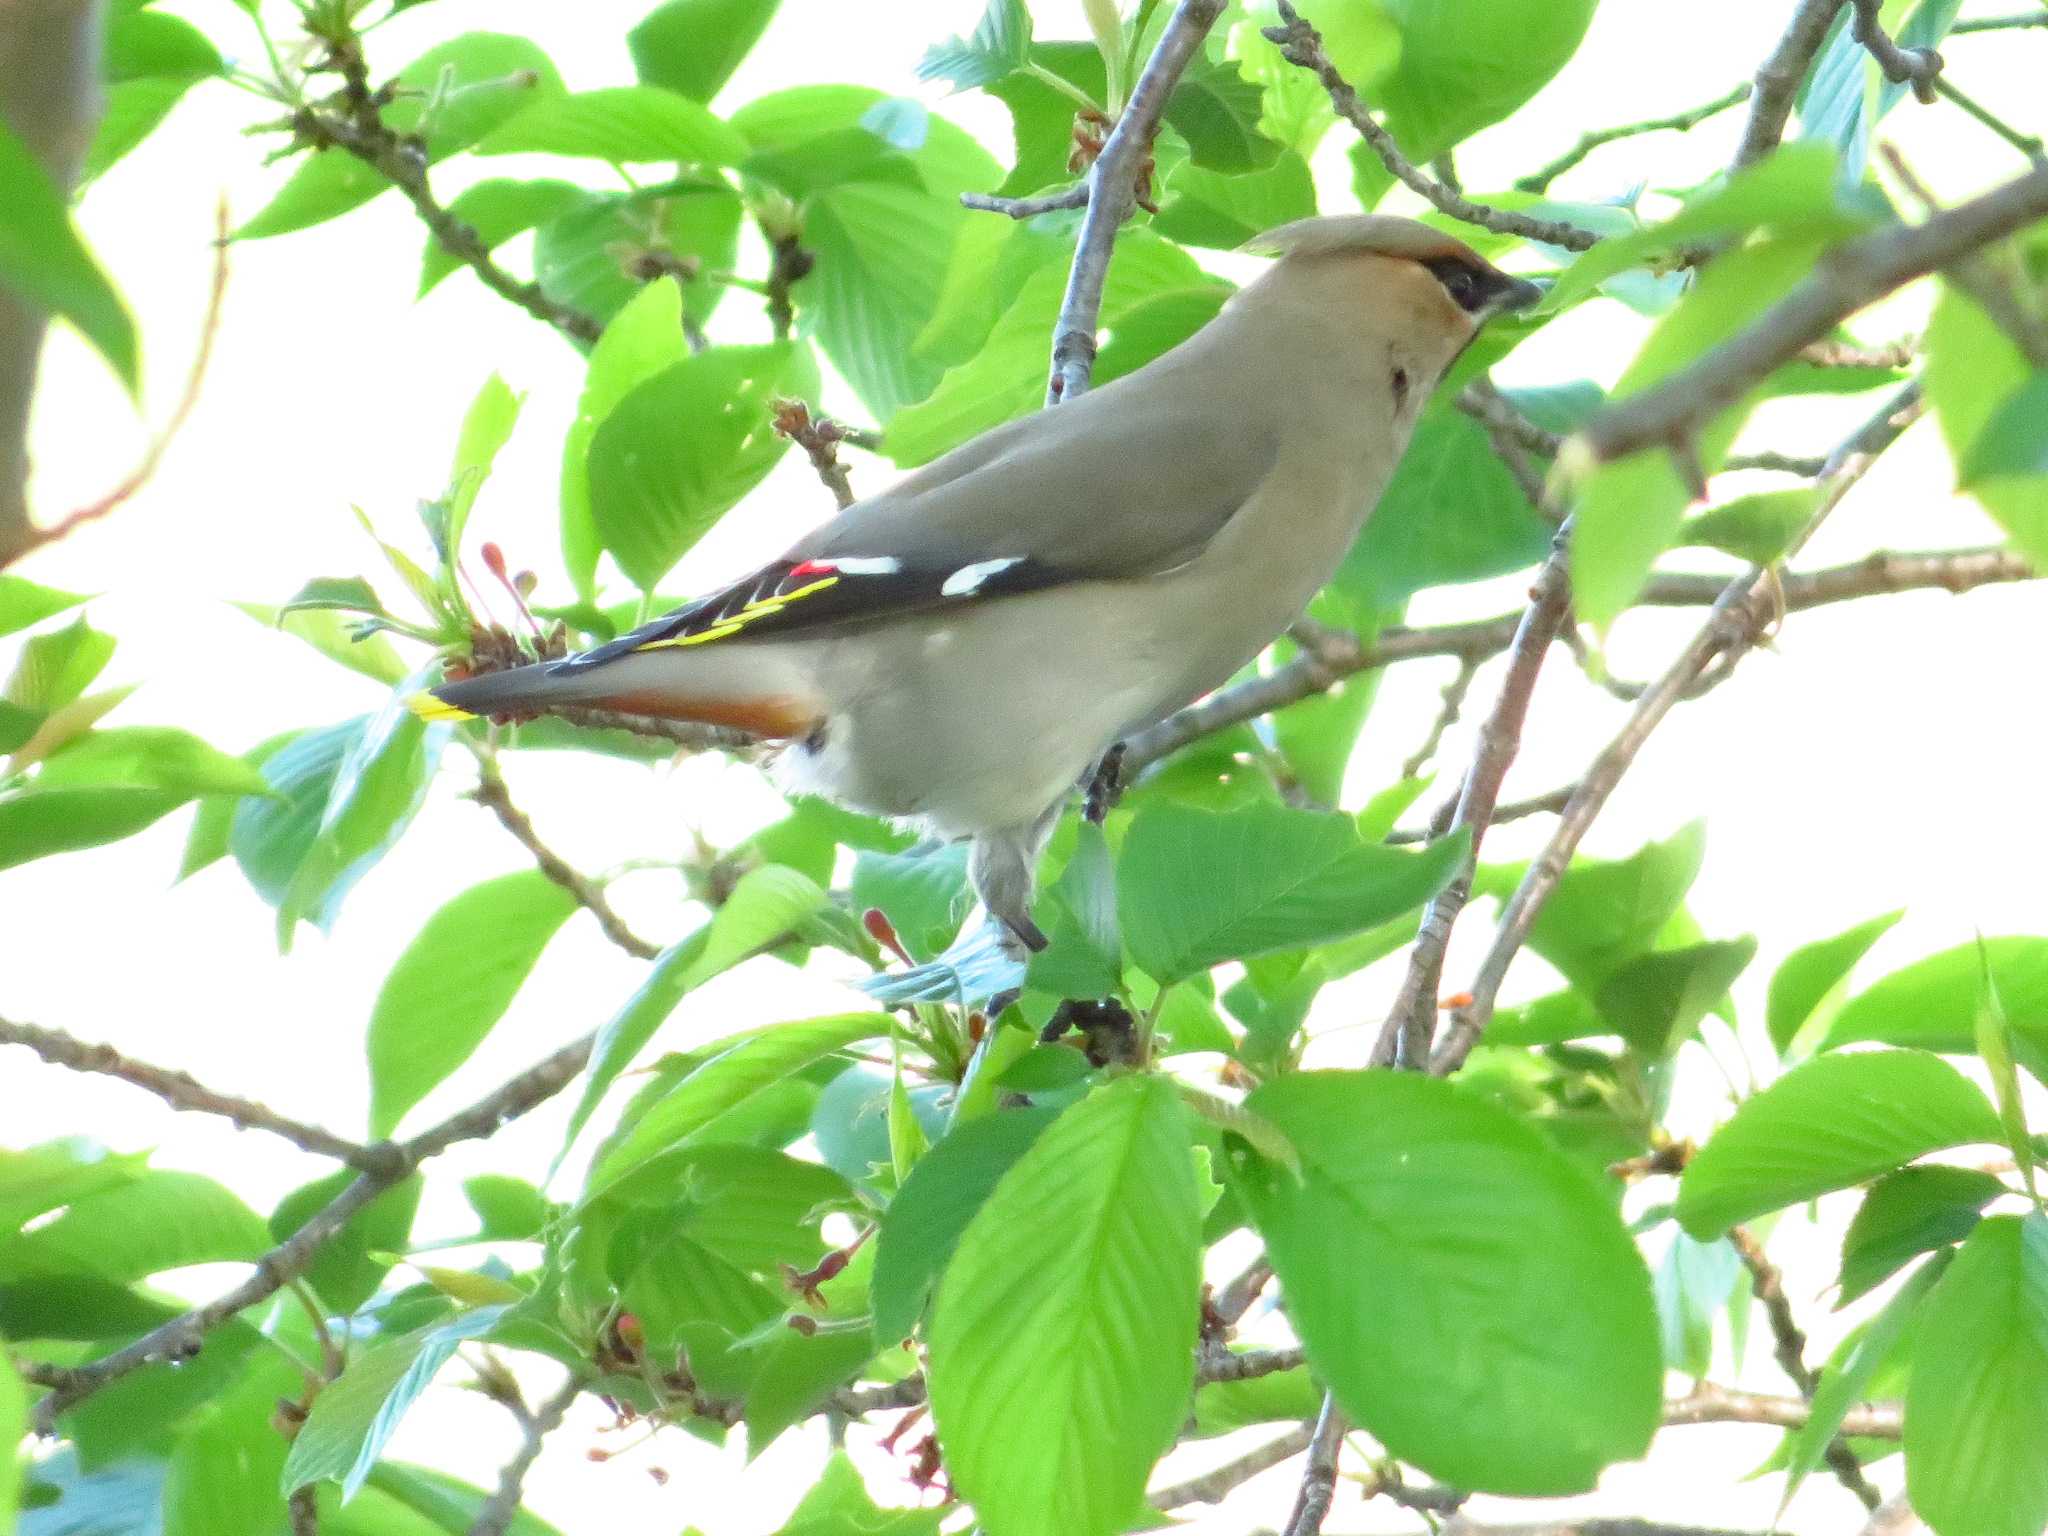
left=406, top=689, right=475, bottom=723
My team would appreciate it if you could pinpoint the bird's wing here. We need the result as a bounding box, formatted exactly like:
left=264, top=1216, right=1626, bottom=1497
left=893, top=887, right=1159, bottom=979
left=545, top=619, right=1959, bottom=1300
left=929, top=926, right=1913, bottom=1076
left=569, top=393, right=1280, bottom=666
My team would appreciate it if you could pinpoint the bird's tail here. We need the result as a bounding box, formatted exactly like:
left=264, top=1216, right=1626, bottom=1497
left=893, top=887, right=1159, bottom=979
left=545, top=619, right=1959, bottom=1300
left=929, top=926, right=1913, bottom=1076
left=407, top=647, right=822, bottom=737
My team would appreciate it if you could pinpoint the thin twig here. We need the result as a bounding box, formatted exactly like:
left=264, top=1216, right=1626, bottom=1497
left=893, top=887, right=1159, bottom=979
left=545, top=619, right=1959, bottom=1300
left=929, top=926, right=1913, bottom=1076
left=1265, top=3, right=1600, bottom=252
left=1877, top=144, right=2048, bottom=367
left=1214, top=1257, right=1274, bottom=1325
left=1734, top=0, right=1848, bottom=169
left=288, top=1487, right=320, bottom=1536
left=1797, top=337, right=1918, bottom=368
left=1198, top=1345, right=1308, bottom=1384
left=1280, top=1392, right=1346, bottom=1536
left=1455, top=384, right=1831, bottom=477
left=1048, top=0, right=1226, bottom=403
left=1433, top=382, right=1924, bottom=1076
left=1400, top=657, right=1481, bottom=780
left=1376, top=528, right=1575, bottom=1068
left=1931, top=76, right=2046, bottom=163
left=772, top=398, right=857, bottom=510
left=0, top=1016, right=372, bottom=1166
left=465, top=748, right=661, bottom=961
left=295, top=83, right=601, bottom=345
left=1952, top=10, right=2048, bottom=32
left=1385, top=783, right=1575, bottom=845
left=466, top=1376, right=583, bottom=1536
left=5, top=198, right=230, bottom=568
left=1444, top=1520, right=1779, bottom=1536
left=1151, top=1424, right=1316, bottom=1509
left=1849, top=0, right=1944, bottom=100
left=1577, top=163, right=2048, bottom=464
left=30, top=1029, right=598, bottom=1431
left=1729, top=1225, right=1882, bottom=1509
left=1516, top=84, right=1754, bottom=193
left=962, top=185, right=1090, bottom=218
left=1662, top=1383, right=1901, bottom=1438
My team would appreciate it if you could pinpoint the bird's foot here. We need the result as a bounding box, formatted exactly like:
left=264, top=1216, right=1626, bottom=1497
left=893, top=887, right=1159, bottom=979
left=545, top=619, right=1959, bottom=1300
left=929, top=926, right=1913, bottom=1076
left=1083, top=742, right=1127, bottom=825
left=1042, top=997, right=1139, bottom=1067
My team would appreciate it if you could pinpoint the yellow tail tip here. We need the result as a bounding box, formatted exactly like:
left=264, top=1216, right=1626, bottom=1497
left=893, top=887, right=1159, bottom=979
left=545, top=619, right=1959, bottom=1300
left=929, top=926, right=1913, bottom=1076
left=406, top=689, right=475, bottom=723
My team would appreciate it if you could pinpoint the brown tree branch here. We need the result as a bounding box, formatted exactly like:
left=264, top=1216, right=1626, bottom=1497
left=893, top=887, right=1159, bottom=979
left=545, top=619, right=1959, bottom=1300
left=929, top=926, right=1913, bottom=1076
left=1733, top=0, right=1847, bottom=169
left=1150, top=1423, right=1317, bottom=1509
left=29, top=1029, right=598, bottom=1432
left=1047, top=0, right=1226, bottom=404
left=1516, top=84, right=1755, bottom=194
left=1386, top=784, right=1576, bottom=845
left=962, top=185, right=1091, bottom=218
left=466, top=1376, right=584, bottom=1536
left=1663, top=1383, right=1901, bottom=1438
left=1952, top=11, right=2048, bottom=32
left=1280, top=1392, right=1346, bottom=1536
left=1265, top=3, right=1601, bottom=252
left=1376, top=529, right=1575, bottom=1068
left=465, top=748, right=662, bottom=960
left=1729, top=1224, right=1882, bottom=1509
left=1848, top=0, right=1944, bottom=101
left=1432, top=382, right=1924, bottom=1076
left=0, top=0, right=108, bottom=567
left=771, top=398, right=857, bottom=511
left=1575, top=163, right=2048, bottom=464
left=288, top=1486, right=320, bottom=1536
left=0, top=1015, right=373, bottom=1166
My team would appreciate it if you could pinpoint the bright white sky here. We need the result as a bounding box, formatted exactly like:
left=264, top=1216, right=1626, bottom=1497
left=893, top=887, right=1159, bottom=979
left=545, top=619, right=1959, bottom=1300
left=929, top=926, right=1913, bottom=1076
left=9, top=1, right=2048, bottom=1531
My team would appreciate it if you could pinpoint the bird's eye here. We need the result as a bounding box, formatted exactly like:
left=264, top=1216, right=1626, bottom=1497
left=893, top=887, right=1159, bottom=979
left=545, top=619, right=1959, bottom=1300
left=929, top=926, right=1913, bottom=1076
left=1424, top=258, right=1487, bottom=313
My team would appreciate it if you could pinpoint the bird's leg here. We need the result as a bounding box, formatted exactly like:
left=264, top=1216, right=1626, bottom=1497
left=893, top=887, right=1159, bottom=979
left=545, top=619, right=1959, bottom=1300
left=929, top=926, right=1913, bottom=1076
left=1082, top=742, right=1127, bottom=825
left=1040, top=997, right=1140, bottom=1067
left=968, top=822, right=1052, bottom=955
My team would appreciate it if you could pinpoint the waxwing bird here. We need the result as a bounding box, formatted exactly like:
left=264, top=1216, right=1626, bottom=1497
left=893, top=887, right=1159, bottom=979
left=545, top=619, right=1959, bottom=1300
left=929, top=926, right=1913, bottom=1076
left=415, top=215, right=1542, bottom=955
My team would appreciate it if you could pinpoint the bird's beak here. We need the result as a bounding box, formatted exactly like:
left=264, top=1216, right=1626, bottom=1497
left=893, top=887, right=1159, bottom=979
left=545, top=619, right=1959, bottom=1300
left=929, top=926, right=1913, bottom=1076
left=1497, top=275, right=1547, bottom=314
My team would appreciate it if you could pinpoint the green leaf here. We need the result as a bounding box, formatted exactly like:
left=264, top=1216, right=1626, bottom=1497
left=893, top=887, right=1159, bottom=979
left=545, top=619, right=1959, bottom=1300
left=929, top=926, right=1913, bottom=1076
left=0, top=784, right=184, bottom=871
left=1237, top=1071, right=1660, bottom=1493
left=1152, top=150, right=1317, bottom=250
left=1228, top=8, right=1339, bottom=158
left=360, top=1463, right=567, bottom=1536
left=560, top=277, right=690, bottom=598
left=1768, top=909, right=1906, bottom=1053
left=620, top=1229, right=782, bottom=1397
left=160, top=1357, right=293, bottom=1536
left=1676, top=1050, right=2004, bottom=1237
left=1162, top=54, right=1282, bottom=172
left=1117, top=802, right=1469, bottom=983
left=1976, top=937, right=2040, bottom=1201
left=1678, top=487, right=1824, bottom=565
left=1335, top=403, right=1551, bottom=606
left=86, top=9, right=223, bottom=178
left=1927, top=282, right=2048, bottom=569
left=282, top=1308, right=506, bottom=1498
left=532, top=180, right=742, bottom=337
left=271, top=1171, right=422, bottom=1317
left=366, top=871, right=579, bottom=1137
left=1374, top=0, right=1597, bottom=162
left=886, top=230, right=1216, bottom=465
left=6, top=616, right=114, bottom=715
left=1594, top=937, right=1757, bottom=1056
left=417, top=178, right=584, bottom=297
left=434, top=374, right=523, bottom=569
left=0, top=113, right=137, bottom=388
left=871, top=1104, right=1059, bottom=1345
left=0, top=575, right=86, bottom=638
left=1905, top=1214, right=2048, bottom=1536
left=851, top=843, right=971, bottom=964
left=0, top=1139, right=146, bottom=1234
left=1783, top=1253, right=1943, bottom=1513
left=1824, top=936, right=2048, bottom=1058
left=1959, top=369, right=2048, bottom=486
left=477, top=85, right=746, bottom=165
left=1547, top=143, right=1876, bottom=313
left=587, top=1013, right=888, bottom=1195
left=35, top=726, right=275, bottom=798
left=1571, top=233, right=1838, bottom=632
left=1512, top=820, right=1707, bottom=993
left=236, top=602, right=409, bottom=686
left=1027, top=820, right=1123, bottom=999
left=1838, top=1165, right=2004, bottom=1307
left=586, top=341, right=816, bottom=590
left=929, top=1077, right=1201, bottom=1536
left=1, top=1170, right=268, bottom=1281
left=916, top=0, right=1033, bottom=91
left=238, top=35, right=562, bottom=239
left=629, top=0, right=780, bottom=102
left=772, top=1451, right=943, bottom=1536
left=744, top=1323, right=877, bottom=1453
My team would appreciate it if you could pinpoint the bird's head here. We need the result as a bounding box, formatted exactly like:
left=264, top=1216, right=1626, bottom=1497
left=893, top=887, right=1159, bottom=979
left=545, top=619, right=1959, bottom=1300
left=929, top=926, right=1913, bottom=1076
left=1242, top=215, right=1543, bottom=399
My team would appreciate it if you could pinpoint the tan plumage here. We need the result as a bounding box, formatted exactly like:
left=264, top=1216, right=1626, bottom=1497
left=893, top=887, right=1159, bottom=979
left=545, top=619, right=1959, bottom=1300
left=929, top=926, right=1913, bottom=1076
left=420, top=215, right=1541, bottom=952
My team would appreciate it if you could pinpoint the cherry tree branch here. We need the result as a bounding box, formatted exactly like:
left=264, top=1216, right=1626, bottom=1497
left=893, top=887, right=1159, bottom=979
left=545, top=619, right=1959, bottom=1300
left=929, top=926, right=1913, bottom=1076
left=1576, top=164, right=2048, bottom=464
left=30, top=1029, right=598, bottom=1432
left=0, top=1015, right=372, bottom=1166
left=466, top=1376, right=585, bottom=1536
left=466, top=748, right=662, bottom=960
left=1663, top=1383, right=1901, bottom=1438
left=1432, top=382, right=1924, bottom=1076
left=1516, top=83, right=1755, bottom=193
left=1047, top=0, right=1226, bottom=404
left=1265, top=3, right=1601, bottom=252
left=1150, top=1423, right=1317, bottom=1509
left=1848, top=0, right=1944, bottom=100
left=1733, top=0, right=1848, bottom=169
left=1280, top=1392, right=1347, bottom=1536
